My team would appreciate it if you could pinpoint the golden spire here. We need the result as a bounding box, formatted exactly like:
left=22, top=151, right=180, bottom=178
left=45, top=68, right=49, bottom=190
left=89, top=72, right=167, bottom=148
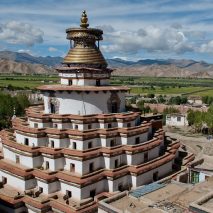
left=80, top=10, right=89, bottom=28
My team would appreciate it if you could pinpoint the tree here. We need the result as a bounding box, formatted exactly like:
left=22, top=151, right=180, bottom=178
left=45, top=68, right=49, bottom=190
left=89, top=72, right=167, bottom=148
left=206, top=105, right=213, bottom=134
left=168, top=96, right=187, bottom=105
left=147, top=93, right=155, bottom=99
left=157, top=95, right=166, bottom=103
left=194, top=111, right=204, bottom=133
left=152, top=108, right=158, bottom=114
left=202, top=96, right=213, bottom=105
left=0, top=93, right=30, bottom=130
left=16, top=94, right=30, bottom=115
left=202, top=96, right=209, bottom=104
left=187, top=109, right=195, bottom=126
left=136, top=100, right=145, bottom=111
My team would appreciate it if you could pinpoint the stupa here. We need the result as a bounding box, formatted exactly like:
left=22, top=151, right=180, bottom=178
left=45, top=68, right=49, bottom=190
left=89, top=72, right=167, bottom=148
left=0, top=11, right=181, bottom=213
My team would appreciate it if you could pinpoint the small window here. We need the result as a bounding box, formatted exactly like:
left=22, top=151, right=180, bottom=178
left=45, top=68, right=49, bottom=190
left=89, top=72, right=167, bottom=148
left=96, top=79, right=100, bottom=86
left=167, top=116, right=171, bottom=121
left=16, top=155, right=20, bottom=164
left=70, top=163, right=75, bottom=172
left=111, top=101, right=118, bottom=113
left=39, top=187, right=43, bottom=193
left=66, top=190, right=72, bottom=198
left=135, top=137, right=140, bottom=144
left=72, top=142, right=77, bottom=149
left=88, top=124, right=92, bottom=129
left=75, top=125, right=78, bottom=130
left=115, top=159, right=119, bottom=168
left=127, top=123, right=131, bottom=127
left=89, top=162, right=94, bottom=172
left=24, top=138, right=29, bottom=146
left=88, top=142, right=92, bottom=149
left=68, top=80, right=72, bottom=86
left=110, top=139, right=116, bottom=147
left=144, top=152, right=148, bottom=162
left=108, top=123, right=112, bottom=128
left=153, top=171, right=159, bottom=181
left=2, top=177, right=7, bottom=185
left=90, top=189, right=96, bottom=198
left=34, top=123, right=38, bottom=128
left=50, top=140, right=54, bottom=148
left=50, top=103, right=56, bottom=114
left=53, top=123, right=58, bottom=128
left=45, top=161, right=49, bottom=170
left=177, top=116, right=181, bottom=122
left=118, top=183, right=123, bottom=191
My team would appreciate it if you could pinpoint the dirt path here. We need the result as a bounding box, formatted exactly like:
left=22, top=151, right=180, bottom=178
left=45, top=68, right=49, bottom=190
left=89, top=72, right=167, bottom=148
left=164, top=127, right=213, bottom=158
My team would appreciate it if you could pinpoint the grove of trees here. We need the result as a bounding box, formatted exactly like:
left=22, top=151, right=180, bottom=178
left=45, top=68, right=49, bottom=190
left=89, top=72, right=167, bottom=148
left=136, top=100, right=151, bottom=115
left=168, top=96, right=188, bottom=105
left=187, top=106, right=213, bottom=134
left=0, top=93, right=30, bottom=130
left=202, top=96, right=213, bottom=105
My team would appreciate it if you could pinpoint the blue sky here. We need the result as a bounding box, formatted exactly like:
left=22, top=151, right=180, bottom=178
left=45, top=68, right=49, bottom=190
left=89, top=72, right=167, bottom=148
left=0, top=0, right=213, bottom=62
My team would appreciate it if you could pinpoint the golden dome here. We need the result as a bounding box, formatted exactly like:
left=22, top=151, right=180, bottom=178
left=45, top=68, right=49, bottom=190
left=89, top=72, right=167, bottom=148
left=63, top=47, right=107, bottom=65
left=63, top=11, right=107, bottom=67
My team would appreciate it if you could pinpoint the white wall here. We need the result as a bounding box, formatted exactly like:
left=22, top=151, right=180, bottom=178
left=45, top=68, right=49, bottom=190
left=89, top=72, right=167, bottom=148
left=126, top=146, right=159, bottom=165
left=121, top=132, right=148, bottom=145
left=103, top=137, right=122, bottom=147
left=104, top=155, right=126, bottom=169
left=65, top=156, right=103, bottom=175
left=64, top=158, right=82, bottom=175
left=43, top=91, right=126, bottom=115
left=28, top=120, right=51, bottom=129
left=37, top=179, right=60, bottom=194
left=48, top=138, right=70, bottom=148
left=100, top=122, right=117, bottom=129
left=117, top=120, right=136, bottom=128
left=3, top=146, right=43, bottom=169
left=69, top=138, right=100, bottom=150
left=0, top=170, right=36, bottom=191
left=135, top=161, right=173, bottom=187
left=81, top=179, right=108, bottom=199
left=43, top=156, right=64, bottom=171
left=108, top=175, right=131, bottom=192
left=60, top=78, right=110, bottom=86
left=166, top=114, right=188, bottom=126
left=15, top=132, right=47, bottom=147
left=60, top=181, right=81, bottom=200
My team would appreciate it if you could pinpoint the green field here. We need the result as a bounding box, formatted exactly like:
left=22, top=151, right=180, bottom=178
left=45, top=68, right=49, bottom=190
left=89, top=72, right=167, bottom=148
left=0, top=74, right=213, bottom=97
left=0, top=75, right=58, bottom=89
left=111, top=76, right=213, bottom=87
left=111, top=76, right=213, bottom=97
left=191, top=89, right=213, bottom=97
left=130, top=86, right=212, bottom=96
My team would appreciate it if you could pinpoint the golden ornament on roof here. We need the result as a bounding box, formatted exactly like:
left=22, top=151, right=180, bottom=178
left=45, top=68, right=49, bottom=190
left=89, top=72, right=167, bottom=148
left=80, top=10, right=89, bottom=28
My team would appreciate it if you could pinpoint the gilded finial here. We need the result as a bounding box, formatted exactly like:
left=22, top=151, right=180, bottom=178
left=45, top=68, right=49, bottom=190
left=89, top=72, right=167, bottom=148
left=80, top=10, right=89, bottom=28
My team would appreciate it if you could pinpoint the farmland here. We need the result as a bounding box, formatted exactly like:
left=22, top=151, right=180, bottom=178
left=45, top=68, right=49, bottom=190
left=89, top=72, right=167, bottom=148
left=0, top=74, right=213, bottom=97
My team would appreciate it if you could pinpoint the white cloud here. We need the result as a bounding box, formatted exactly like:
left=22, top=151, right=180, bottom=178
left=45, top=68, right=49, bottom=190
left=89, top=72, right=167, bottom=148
left=0, top=21, right=44, bottom=46
left=101, top=25, right=194, bottom=55
left=48, top=47, right=58, bottom=52
left=112, top=56, right=128, bottom=60
left=200, top=40, right=213, bottom=53
left=17, top=49, right=33, bottom=55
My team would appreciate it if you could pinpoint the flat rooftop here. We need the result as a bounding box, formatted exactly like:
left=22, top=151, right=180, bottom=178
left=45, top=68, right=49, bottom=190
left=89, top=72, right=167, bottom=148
left=100, top=177, right=213, bottom=213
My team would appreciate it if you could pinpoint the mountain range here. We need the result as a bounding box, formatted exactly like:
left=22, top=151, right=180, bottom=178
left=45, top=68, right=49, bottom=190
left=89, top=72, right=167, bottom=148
left=0, top=51, right=213, bottom=78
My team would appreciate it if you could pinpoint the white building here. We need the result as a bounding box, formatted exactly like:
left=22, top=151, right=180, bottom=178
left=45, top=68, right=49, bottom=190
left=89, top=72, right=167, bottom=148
left=0, top=11, right=181, bottom=213
left=166, top=113, right=188, bottom=126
